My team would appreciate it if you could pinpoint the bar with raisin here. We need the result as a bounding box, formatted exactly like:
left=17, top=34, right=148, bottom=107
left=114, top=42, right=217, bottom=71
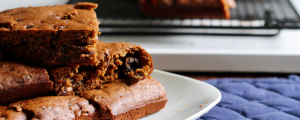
left=50, top=41, right=153, bottom=95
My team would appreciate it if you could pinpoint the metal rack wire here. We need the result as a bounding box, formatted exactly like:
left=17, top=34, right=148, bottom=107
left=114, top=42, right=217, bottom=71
left=68, top=0, right=300, bottom=36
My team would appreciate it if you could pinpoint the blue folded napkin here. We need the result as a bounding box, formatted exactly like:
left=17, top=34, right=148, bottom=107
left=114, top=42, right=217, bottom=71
left=198, top=75, right=300, bottom=120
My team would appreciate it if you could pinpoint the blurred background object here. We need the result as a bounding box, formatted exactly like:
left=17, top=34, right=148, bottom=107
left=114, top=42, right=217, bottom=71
left=140, top=0, right=234, bottom=19
left=68, top=0, right=300, bottom=36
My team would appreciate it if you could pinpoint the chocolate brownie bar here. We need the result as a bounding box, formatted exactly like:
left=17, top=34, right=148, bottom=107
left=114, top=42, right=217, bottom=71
left=80, top=77, right=168, bottom=120
left=0, top=106, right=27, bottom=120
left=50, top=41, right=153, bottom=95
left=9, top=96, right=96, bottom=120
left=140, top=0, right=235, bottom=19
left=0, top=61, right=53, bottom=105
left=0, top=2, right=99, bottom=67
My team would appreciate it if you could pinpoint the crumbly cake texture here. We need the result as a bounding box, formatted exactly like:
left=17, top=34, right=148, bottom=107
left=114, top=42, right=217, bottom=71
left=0, top=2, right=99, bottom=67
left=0, top=106, right=27, bottom=120
left=140, top=0, right=235, bottom=19
left=50, top=41, right=153, bottom=96
left=0, top=61, right=53, bottom=105
left=9, top=96, right=96, bottom=120
left=80, top=77, right=168, bottom=120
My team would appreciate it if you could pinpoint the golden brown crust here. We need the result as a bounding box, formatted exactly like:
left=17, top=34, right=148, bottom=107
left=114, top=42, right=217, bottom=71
left=80, top=78, right=168, bottom=120
left=0, top=2, right=98, bottom=30
left=0, top=61, right=53, bottom=105
left=112, top=99, right=168, bottom=120
left=0, top=2, right=99, bottom=67
left=9, top=96, right=96, bottom=120
left=74, top=2, right=98, bottom=10
left=140, top=0, right=233, bottom=19
left=0, top=106, right=27, bottom=120
left=50, top=41, right=153, bottom=96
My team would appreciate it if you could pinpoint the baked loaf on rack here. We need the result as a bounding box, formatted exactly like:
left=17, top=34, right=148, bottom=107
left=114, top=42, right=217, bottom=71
left=50, top=41, right=153, bottom=96
left=80, top=77, right=168, bottom=120
left=0, top=2, right=99, bottom=67
left=0, top=61, right=53, bottom=105
left=140, top=0, right=236, bottom=19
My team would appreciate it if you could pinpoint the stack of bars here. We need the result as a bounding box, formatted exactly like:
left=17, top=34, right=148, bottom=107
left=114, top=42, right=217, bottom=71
left=0, top=2, right=167, bottom=120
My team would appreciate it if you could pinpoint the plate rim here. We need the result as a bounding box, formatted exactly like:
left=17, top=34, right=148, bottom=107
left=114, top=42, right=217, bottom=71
left=152, top=69, right=222, bottom=120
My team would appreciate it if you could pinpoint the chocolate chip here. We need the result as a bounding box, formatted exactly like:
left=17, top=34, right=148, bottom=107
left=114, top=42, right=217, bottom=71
left=26, top=25, right=34, bottom=29
left=16, top=19, right=22, bottom=22
left=60, top=15, right=71, bottom=19
left=10, top=66, right=17, bottom=71
left=60, top=47, right=66, bottom=54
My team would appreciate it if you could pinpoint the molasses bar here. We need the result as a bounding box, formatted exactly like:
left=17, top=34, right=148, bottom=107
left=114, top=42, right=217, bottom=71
left=50, top=41, right=153, bottom=95
left=140, top=0, right=236, bottom=19
left=0, top=61, right=53, bottom=105
left=9, top=96, right=96, bottom=120
left=0, top=2, right=99, bottom=67
left=80, top=77, right=168, bottom=120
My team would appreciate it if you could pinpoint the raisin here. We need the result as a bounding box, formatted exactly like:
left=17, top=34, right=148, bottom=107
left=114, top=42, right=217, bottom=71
left=123, top=57, right=139, bottom=73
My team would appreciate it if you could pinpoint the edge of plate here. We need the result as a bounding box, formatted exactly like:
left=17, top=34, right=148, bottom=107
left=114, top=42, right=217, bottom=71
left=153, top=69, right=222, bottom=120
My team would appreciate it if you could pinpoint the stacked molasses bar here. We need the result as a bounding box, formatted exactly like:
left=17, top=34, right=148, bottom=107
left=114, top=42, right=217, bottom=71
left=0, top=2, right=167, bottom=120
left=50, top=41, right=153, bottom=96
left=0, top=2, right=99, bottom=67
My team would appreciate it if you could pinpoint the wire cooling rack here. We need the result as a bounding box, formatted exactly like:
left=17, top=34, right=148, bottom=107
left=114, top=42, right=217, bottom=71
left=68, top=0, right=300, bottom=36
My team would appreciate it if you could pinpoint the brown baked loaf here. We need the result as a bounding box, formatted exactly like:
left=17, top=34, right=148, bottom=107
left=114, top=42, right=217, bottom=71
left=0, top=106, right=27, bottom=120
left=50, top=41, right=153, bottom=96
left=140, top=0, right=236, bottom=19
left=0, top=61, right=53, bottom=105
left=0, top=2, right=99, bottom=67
left=80, top=77, right=168, bottom=120
left=9, top=96, right=96, bottom=120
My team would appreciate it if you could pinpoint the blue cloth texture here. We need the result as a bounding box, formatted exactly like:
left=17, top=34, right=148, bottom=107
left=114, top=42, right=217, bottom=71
left=198, top=75, right=300, bottom=120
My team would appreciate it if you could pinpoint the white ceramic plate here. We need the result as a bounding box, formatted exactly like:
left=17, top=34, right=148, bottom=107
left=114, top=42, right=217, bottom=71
left=140, top=69, right=221, bottom=120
